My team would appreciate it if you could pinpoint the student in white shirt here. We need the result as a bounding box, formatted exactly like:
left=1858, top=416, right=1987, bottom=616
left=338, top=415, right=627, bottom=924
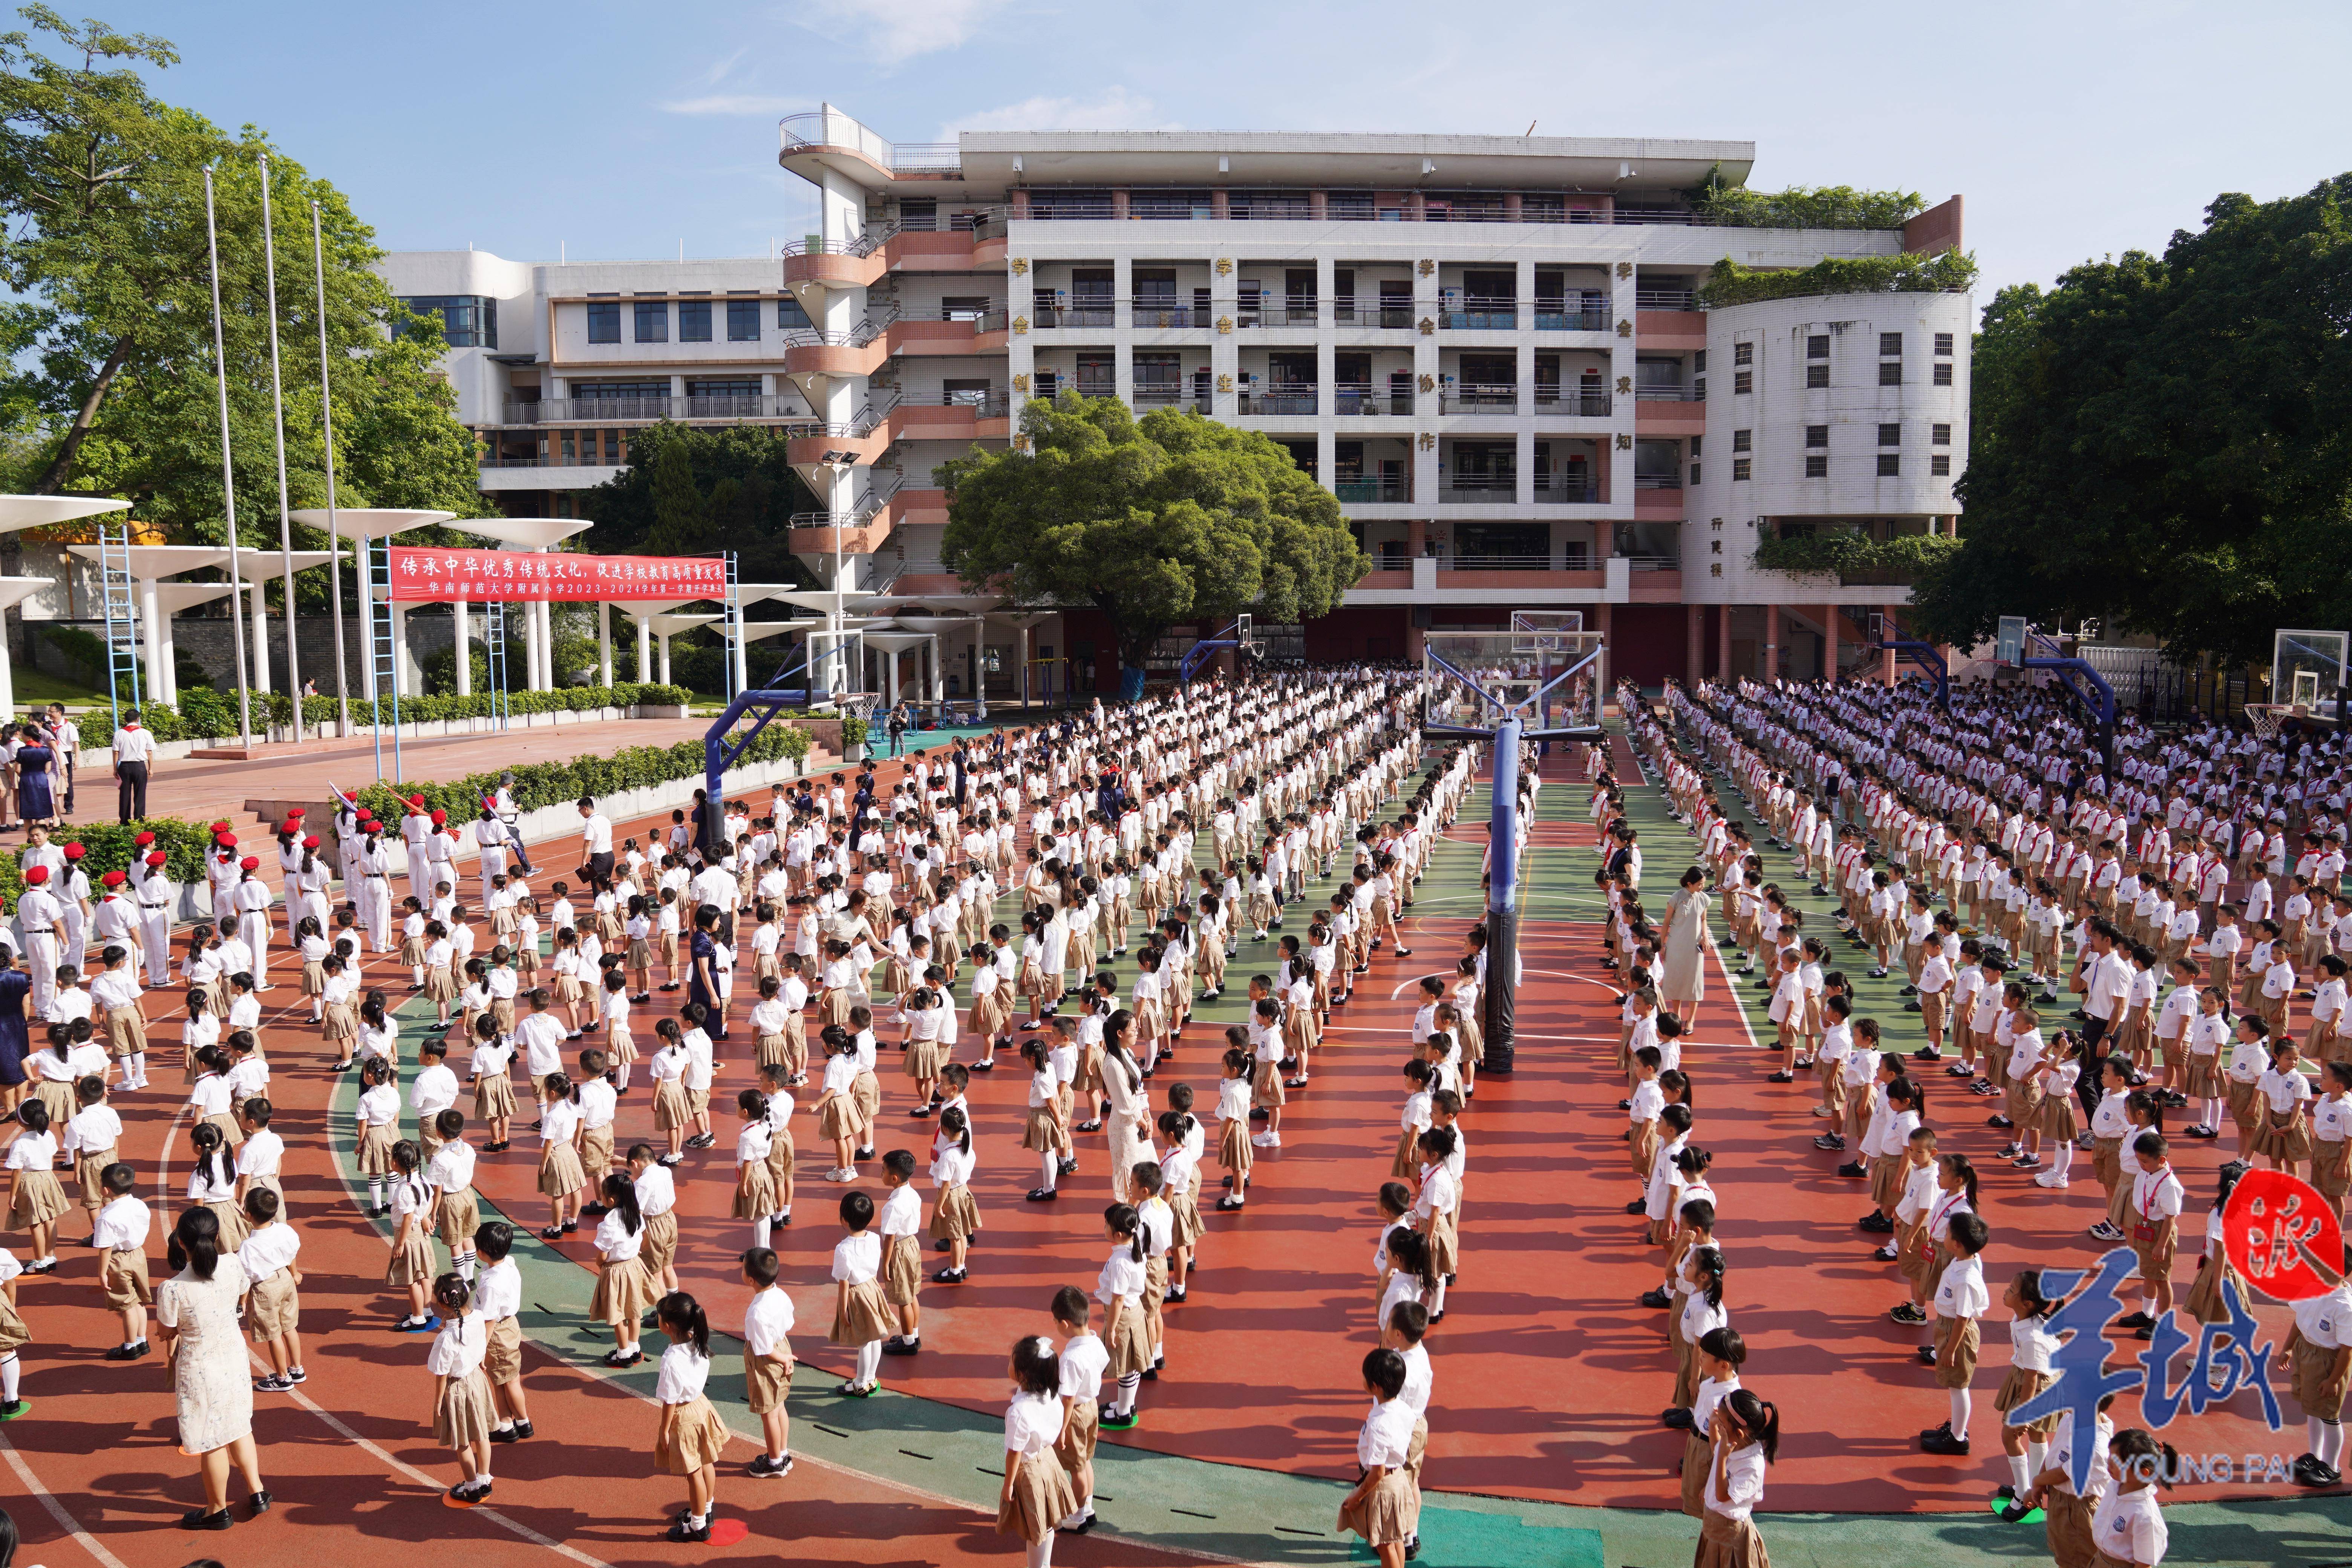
left=1919, top=1211, right=1992, bottom=1456
left=424, top=1274, right=496, bottom=1503
left=740, top=1246, right=797, bottom=1479
left=1337, top=1347, right=1420, bottom=1564
left=652, top=1292, right=733, bottom=1543
left=1700, top=1386, right=1779, bottom=1566
left=237, top=1187, right=305, bottom=1391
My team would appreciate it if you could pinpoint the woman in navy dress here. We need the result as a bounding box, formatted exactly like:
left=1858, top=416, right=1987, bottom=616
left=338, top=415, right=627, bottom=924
left=15, top=726, right=56, bottom=827
left=0, top=946, right=31, bottom=1119
left=688, top=911, right=725, bottom=1040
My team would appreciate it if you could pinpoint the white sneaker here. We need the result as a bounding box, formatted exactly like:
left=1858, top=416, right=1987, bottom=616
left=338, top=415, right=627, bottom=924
left=2034, top=1171, right=2069, bottom=1189
left=1250, top=1131, right=1274, bottom=1148
left=823, top=1168, right=854, bottom=1183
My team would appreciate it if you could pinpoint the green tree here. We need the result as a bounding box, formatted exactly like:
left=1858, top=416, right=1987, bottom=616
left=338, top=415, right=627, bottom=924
left=937, top=393, right=1367, bottom=685
left=0, top=6, right=489, bottom=594
left=582, top=421, right=818, bottom=586
left=1911, top=176, right=2352, bottom=663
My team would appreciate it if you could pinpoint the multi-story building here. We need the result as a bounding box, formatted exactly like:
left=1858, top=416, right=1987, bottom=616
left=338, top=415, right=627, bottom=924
left=384, top=106, right=1969, bottom=696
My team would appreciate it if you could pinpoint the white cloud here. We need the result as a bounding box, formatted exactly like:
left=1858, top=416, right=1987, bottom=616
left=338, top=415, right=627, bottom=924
left=700, top=46, right=751, bottom=87
left=658, top=93, right=804, bottom=117
left=803, top=0, right=1015, bottom=66
left=943, top=87, right=1173, bottom=139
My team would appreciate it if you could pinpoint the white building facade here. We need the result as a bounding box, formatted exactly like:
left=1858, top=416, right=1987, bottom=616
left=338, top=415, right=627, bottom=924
left=382, top=108, right=1971, bottom=694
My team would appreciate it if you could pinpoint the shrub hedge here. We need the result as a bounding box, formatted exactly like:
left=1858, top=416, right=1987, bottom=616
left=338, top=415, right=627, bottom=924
left=130, top=683, right=695, bottom=742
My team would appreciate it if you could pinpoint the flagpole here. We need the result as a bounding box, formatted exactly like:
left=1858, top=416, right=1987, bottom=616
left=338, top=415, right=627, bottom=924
left=256, top=149, right=306, bottom=743
left=202, top=164, right=256, bottom=752
left=311, top=199, right=351, bottom=737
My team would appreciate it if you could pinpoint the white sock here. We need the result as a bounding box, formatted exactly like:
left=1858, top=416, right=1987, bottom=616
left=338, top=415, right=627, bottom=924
left=412, top=966, right=424, bottom=983
left=457, top=1253, right=476, bottom=1283
left=0, top=1354, right=16, bottom=1402
left=2312, top=1416, right=2326, bottom=1455
left=2054, top=1142, right=2075, bottom=1178
left=855, top=1339, right=882, bottom=1387
left=2321, top=1420, right=2344, bottom=1468
left=614, top=1061, right=632, bottom=1091
left=1026, top=1536, right=1054, bottom=1568
left=2028, top=1438, right=2048, bottom=1476
left=752, top=1219, right=770, bottom=1250
left=1040, top=1153, right=1058, bottom=1192
left=1950, top=1387, right=1972, bottom=1438
left=2141, top=1296, right=2157, bottom=1317
left=2007, top=1454, right=2031, bottom=1492
left=128, top=1051, right=147, bottom=1085
left=368, top=1178, right=384, bottom=1209
left=1113, top=1372, right=1140, bottom=1415
left=2205, top=1098, right=2224, bottom=1130
left=1428, top=1278, right=1447, bottom=1316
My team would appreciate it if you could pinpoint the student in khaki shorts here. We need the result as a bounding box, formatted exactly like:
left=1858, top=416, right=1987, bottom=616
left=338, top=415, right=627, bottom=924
left=237, top=1187, right=304, bottom=1391
left=1917, top=1210, right=1989, bottom=1456
left=740, top=1246, right=796, bottom=1478
left=93, top=1163, right=153, bottom=1359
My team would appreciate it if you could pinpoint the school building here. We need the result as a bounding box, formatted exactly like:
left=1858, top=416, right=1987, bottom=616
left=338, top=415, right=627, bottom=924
left=380, top=109, right=1969, bottom=697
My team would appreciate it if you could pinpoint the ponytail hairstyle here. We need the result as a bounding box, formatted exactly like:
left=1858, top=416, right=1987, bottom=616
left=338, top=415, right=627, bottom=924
left=1386, top=1225, right=1438, bottom=1295
left=1889, top=1075, right=1927, bottom=1125
left=1010, top=1333, right=1060, bottom=1396
left=1416, top=1125, right=1457, bottom=1163
left=1691, top=1244, right=1726, bottom=1309
left=2014, top=1268, right=2061, bottom=1320
left=167, top=1203, right=222, bottom=1281
left=737, top=1087, right=767, bottom=1120
left=1156, top=1107, right=1197, bottom=1146
left=2213, top=1157, right=2249, bottom=1212
left=1659, top=1067, right=1694, bottom=1109
left=1941, top=1151, right=1981, bottom=1211
left=600, top=1172, right=643, bottom=1235
left=188, top=1118, right=235, bottom=1190
left=2109, top=1427, right=2178, bottom=1490
left=1721, top=1387, right=1781, bottom=1464
left=360, top=991, right=389, bottom=1031
left=1104, top=1202, right=1144, bottom=1264
left=13, top=1099, right=47, bottom=1138
left=654, top=1016, right=683, bottom=1050
left=940, top=1104, right=971, bottom=1155
left=2125, top=1087, right=2166, bottom=1133
left=545, top=1070, right=574, bottom=1104
left=1673, top=1144, right=1712, bottom=1181
left=1019, top=1037, right=1048, bottom=1073
left=657, top=1290, right=711, bottom=1358
left=434, top=1272, right=473, bottom=1314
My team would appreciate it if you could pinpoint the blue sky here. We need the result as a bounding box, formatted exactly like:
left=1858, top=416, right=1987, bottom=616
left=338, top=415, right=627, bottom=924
left=77, top=0, right=2352, bottom=302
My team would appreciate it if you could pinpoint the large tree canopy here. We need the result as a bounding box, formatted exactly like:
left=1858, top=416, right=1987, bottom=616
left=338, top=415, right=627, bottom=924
left=0, top=6, right=488, bottom=583
left=579, top=422, right=820, bottom=588
left=937, top=393, right=1367, bottom=678
left=1911, top=175, right=2352, bottom=663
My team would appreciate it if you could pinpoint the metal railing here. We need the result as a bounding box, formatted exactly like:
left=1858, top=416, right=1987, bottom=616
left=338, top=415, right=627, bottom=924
left=1029, top=303, right=1118, bottom=329
left=932, top=389, right=1010, bottom=417
left=1437, top=478, right=1518, bottom=502
left=1334, top=304, right=1419, bottom=328
left=1127, top=303, right=1210, bottom=329
left=1235, top=301, right=1318, bottom=327
left=1634, top=474, right=1685, bottom=490
left=781, top=303, right=901, bottom=349
left=1444, top=553, right=1555, bottom=571
left=1439, top=306, right=1517, bottom=329
left=1240, top=390, right=1317, bottom=415
left=1533, top=389, right=1612, bottom=415
left=780, top=220, right=900, bottom=260
left=1533, top=307, right=1612, bottom=331
left=1635, top=289, right=1698, bottom=311
left=1618, top=552, right=1682, bottom=571
left=1331, top=385, right=1412, bottom=416
left=1333, top=477, right=1410, bottom=503
left=480, top=453, right=623, bottom=469
left=769, top=192, right=1909, bottom=235
left=1131, top=384, right=1188, bottom=406
left=500, top=394, right=816, bottom=424
left=1635, top=385, right=1705, bottom=402
left=1442, top=386, right=1519, bottom=413
left=1533, top=476, right=1600, bottom=502
left=779, top=112, right=957, bottom=172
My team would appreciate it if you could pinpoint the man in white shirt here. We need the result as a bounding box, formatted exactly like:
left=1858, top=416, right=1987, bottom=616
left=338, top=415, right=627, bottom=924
left=494, top=774, right=535, bottom=875
left=45, top=704, right=79, bottom=816
left=579, top=797, right=614, bottom=882
left=110, top=711, right=155, bottom=822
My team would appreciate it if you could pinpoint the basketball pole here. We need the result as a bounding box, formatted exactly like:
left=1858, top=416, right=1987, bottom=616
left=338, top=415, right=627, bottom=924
left=1483, top=715, right=1521, bottom=1076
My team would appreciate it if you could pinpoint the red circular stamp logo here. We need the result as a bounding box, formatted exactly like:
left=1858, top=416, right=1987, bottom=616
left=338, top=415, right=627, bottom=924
left=2222, top=1168, right=2344, bottom=1302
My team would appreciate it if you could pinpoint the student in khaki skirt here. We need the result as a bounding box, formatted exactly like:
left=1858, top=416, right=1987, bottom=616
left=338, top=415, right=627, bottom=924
left=472, top=1222, right=533, bottom=1444
left=237, top=1188, right=304, bottom=1391
left=1992, top=1270, right=2064, bottom=1510
left=590, top=1174, right=654, bottom=1366
left=1000, top=1333, right=1081, bottom=1568
left=2284, top=1265, right=2352, bottom=1487
left=1338, top=1348, right=1419, bottom=1568
left=828, top=1189, right=894, bottom=1397
left=2023, top=1394, right=2117, bottom=1567
left=536, top=1073, right=588, bottom=1239
left=930, top=1106, right=980, bottom=1285
left=1679, top=1327, right=1746, bottom=1519
left=1096, top=1203, right=1152, bottom=1430
left=651, top=1292, right=732, bottom=1542
left=184, top=1119, right=248, bottom=1251
left=727, top=1089, right=780, bottom=1253
left=1918, top=1211, right=1990, bottom=1456
left=739, top=1247, right=796, bottom=1479
left=385, top=1144, right=439, bottom=1332
left=425, top=1273, right=497, bottom=1504
left=1697, top=1387, right=1779, bottom=1568
left=755, top=1061, right=796, bottom=1230
left=1215, top=1045, right=1254, bottom=1211
left=2252, top=1035, right=2317, bottom=1180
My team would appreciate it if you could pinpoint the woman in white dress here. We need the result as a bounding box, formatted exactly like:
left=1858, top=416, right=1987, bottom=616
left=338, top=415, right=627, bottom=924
left=1660, top=866, right=1714, bottom=1031
left=156, top=1206, right=268, bottom=1530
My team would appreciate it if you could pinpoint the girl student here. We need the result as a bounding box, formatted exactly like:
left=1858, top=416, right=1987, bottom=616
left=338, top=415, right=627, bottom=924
left=929, top=1105, right=979, bottom=1284
left=320, top=955, right=360, bottom=1070
left=652, top=1292, right=733, bottom=1543
left=732, top=1089, right=781, bottom=1250
left=4, top=1101, right=68, bottom=1273
left=647, top=1017, right=695, bottom=1166
left=1096, top=1202, right=1152, bottom=1431
left=1021, top=1038, right=1070, bottom=1203
left=1156, top=1107, right=1204, bottom=1303
left=468, top=1015, right=515, bottom=1153
left=1993, top=1268, right=2065, bottom=1511
left=901, top=983, right=949, bottom=1116
left=537, top=1072, right=588, bottom=1239
left=1919, top=1210, right=1992, bottom=1456
left=1214, top=1043, right=1254, bottom=1211
left=548, top=925, right=586, bottom=1037
left=748, top=974, right=794, bottom=1086
left=2225, top=1009, right=2272, bottom=1162
left=2183, top=1159, right=2254, bottom=1323
left=1668, top=1245, right=1729, bottom=1425
left=827, top=1188, right=894, bottom=1398
left=1680, top=1325, right=1746, bottom=1519
left=1699, top=1387, right=1779, bottom=1568
left=814, top=1025, right=867, bottom=1184
left=185, top=1119, right=247, bottom=1250
left=2252, top=1033, right=2317, bottom=1180
left=385, top=1140, right=439, bottom=1332
left=1413, top=1126, right=1461, bottom=1323
left=2016, top=1028, right=2086, bottom=1181
left=600, top=967, right=638, bottom=1093
left=2314, top=1063, right=2352, bottom=1223
left=425, top=1272, right=498, bottom=1505
left=999, top=1332, right=1082, bottom=1568
left=590, top=1173, right=655, bottom=1366
left=421, top=920, right=458, bottom=1027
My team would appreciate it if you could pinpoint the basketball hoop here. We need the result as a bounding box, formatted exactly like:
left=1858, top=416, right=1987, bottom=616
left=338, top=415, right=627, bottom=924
left=835, top=692, right=883, bottom=723
left=2246, top=702, right=2294, bottom=741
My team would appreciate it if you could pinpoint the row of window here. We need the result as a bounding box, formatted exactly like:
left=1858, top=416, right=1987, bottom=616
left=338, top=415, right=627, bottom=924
left=1728, top=453, right=1953, bottom=480
left=1730, top=422, right=1954, bottom=450
left=1726, top=331, right=1958, bottom=391
left=583, top=292, right=812, bottom=345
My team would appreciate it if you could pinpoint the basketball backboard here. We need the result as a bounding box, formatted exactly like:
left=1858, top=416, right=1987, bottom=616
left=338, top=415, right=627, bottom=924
left=2271, top=628, right=2346, bottom=712
left=1421, top=627, right=1606, bottom=733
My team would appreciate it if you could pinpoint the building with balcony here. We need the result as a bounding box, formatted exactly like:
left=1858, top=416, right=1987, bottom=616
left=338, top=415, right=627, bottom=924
left=383, top=108, right=1970, bottom=695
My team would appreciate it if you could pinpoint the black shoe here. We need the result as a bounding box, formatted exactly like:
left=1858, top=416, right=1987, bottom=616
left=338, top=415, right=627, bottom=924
left=749, top=1452, right=795, bottom=1478
left=1917, top=1345, right=1939, bottom=1366
left=1919, top=1423, right=1969, bottom=1456
left=1860, top=1213, right=1896, bottom=1233
left=1813, top=1135, right=1846, bottom=1151
left=179, top=1508, right=233, bottom=1531
left=2115, top=1311, right=2154, bottom=1331
left=1837, top=1160, right=1866, bottom=1177
left=492, top=1425, right=522, bottom=1443
left=933, top=1266, right=967, bottom=1283
left=1910, top=1046, right=1942, bottom=1061
left=1026, top=1188, right=1059, bottom=1202
left=882, top=1336, right=923, bottom=1355
left=1639, top=1288, right=1673, bottom=1308
left=667, top=1519, right=714, bottom=1543
left=1660, top=1406, right=1693, bottom=1429
left=1624, top=1199, right=1646, bottom=1214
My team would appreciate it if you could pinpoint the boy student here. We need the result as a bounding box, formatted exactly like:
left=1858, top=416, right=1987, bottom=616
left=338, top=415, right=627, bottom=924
left=1764, top=949, right=1805, bottom=1084
left=2118, top=1132, right=2185, bottom=1337
left=93, top=1161, right=152, bottom=1359
left=237, top=1186, right=305, bottom=1391
left=1053, top=1285, right=1109, bottom=1535
left=740, top=1246, right=797, bottom=1478
left=876, top=1149, right=925, bottom=1356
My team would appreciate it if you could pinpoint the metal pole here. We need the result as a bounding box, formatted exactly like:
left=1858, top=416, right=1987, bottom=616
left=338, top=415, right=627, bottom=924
left=203, top=165, right=256, bottom=751
left=256, top=151, right=305, bottom=742
left=1482, top=716, right=1521, bottom=1075
left=311, top=200, right=351, bottom=736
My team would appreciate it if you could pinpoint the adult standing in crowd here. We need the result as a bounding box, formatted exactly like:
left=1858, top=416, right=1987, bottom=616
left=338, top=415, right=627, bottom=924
left=44, top=703, right=78, bottom=816
left=156, top=1207, right=268, bottom=1531
left=112, top=708, right=155, bottom=823
left=579, top=796, right=614, bottom=883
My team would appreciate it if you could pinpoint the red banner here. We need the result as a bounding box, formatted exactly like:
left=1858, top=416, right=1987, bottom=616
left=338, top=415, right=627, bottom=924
left=386, top=547, right=729, bottom=602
